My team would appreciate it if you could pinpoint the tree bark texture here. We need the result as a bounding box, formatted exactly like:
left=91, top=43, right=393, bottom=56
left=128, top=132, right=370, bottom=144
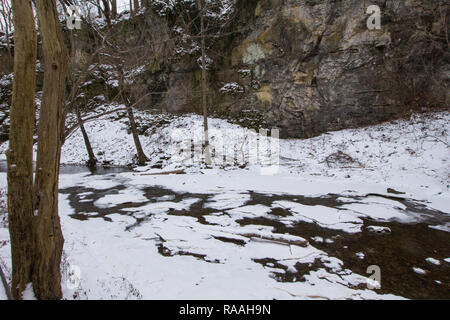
left=33, top=0, right=69, bottom=300
left=7, top=0, right=37, bottom=300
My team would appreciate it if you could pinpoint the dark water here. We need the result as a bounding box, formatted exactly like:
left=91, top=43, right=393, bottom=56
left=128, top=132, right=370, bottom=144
left=0, top=160, right=132, bottom=175
left=59, top=183, right=450, bottom=300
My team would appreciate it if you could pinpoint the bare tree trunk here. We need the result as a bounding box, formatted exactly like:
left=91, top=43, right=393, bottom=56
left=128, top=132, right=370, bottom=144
left=101, top=0, right=111, bottom=25
left=111, top=0, right=117, bottom=19
left=76, top=105, right=97, bottom=167
left=117, top=66, right=147, bottom=165
left=5, top=27, right=11, bottom=61
left=197, top=0, right=211, bottom=165
left=7, top=0, right=37, bottom=300
left=64, top=106, right=127, bottom=140
left=0, top=1, right=12, bottom=60
left=97, top=0, right=102, bottom=17
left=1, top=8, right=11, bottom=60
left=133, top=0, right=139, bottom=13
left=67, top=30, right=98, bottom=168
left=140, top=0, right=148, bottom=9
left=126, top=100, right=147, bottom=165
left=33, top=0, right=69, bottom=300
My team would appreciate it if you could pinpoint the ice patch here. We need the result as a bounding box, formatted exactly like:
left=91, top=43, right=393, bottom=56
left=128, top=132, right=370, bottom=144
left=412, top=267, right=427, bottom=275
left=356, top=252, right=365, bottom=259
left=341, top=202, right=412, bottom=222
left=428, top=223, right=450, bottom=233
left=204, top=193, right=251, bottom=210
left=425, top=257, right=440, bottom=265
left=94, top=189, right=147, bottom=208
left=273, top=201, right=363, bottom=233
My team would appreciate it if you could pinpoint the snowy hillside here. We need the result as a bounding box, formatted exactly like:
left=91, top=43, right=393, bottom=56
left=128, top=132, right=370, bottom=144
left=57, top=109, right=450, bottom=194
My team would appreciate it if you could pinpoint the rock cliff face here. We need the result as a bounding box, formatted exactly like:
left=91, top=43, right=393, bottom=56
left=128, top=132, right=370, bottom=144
left=2, top=1, right=447, bottom=140
left=147, top=0, right=448, bottom=138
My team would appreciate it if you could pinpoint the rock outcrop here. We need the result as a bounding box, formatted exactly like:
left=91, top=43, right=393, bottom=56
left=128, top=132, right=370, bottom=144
left=1, top=0, right=448, bottom=139
left=150, top=0, right=449, bottom=138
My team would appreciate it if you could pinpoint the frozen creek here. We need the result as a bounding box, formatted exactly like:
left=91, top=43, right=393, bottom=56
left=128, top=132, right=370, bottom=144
left=1, top=164, right=448, bottom=300
left=0, top=110, right=449, bottom=299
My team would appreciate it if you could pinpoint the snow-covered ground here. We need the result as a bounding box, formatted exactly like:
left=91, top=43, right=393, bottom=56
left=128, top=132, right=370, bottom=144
left=0, top=110, right=449, bottom=299
left=67, top=110, right=449, bottom=192
left=0, top=172, right=408, bottom=300
left=2, top=105, right=448, bottom=193
left=58, top=108, right=450, bottom=213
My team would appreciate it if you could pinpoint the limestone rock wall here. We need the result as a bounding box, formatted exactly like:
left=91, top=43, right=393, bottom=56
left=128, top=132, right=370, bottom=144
left=3, top=1, right=446, bottom=140
left=153, top=0, right=448, bottom=138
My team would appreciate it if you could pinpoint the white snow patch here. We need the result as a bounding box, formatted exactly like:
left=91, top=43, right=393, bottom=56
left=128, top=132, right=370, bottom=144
left=94, top=189, right=147, bottom=208
left=412, top=267, right=427, bottom=275
left=272, top=201, right=363, bottom=233
left=425, top=258, right=440, bottom=265
left=22, top=283, right=37, bottom=300
left=204, top=193, right=251, bottom=210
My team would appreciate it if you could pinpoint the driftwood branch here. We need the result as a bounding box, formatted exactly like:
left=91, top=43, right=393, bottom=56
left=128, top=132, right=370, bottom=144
left=208, top=227, right=309, bottom=248
left=240, top=232, right=309, bottom=247
left=140, top=169, right=185, bottom=176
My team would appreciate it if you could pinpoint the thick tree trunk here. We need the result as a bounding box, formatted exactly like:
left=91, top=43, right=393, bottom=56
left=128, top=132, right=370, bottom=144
left=197, top=0, right=211, bottom=165
left=133, top=0, right=139, bottom=14
left=33, top=0, right=69, bottom=300
left=7, top=0, right=37, bottom=300
left=76, top=106, right=97, bottom=167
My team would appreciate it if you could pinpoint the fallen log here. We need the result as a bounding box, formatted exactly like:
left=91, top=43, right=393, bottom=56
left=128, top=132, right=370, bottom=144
left=241, top=232, right=309, bottom=247
left=140, top=169, right=185, bottom=176
left=208, top=226, right=309, bottom=248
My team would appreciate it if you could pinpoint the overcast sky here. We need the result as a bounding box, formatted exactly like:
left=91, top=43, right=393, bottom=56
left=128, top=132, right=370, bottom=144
left=0, top=0, right=135, bottom=33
